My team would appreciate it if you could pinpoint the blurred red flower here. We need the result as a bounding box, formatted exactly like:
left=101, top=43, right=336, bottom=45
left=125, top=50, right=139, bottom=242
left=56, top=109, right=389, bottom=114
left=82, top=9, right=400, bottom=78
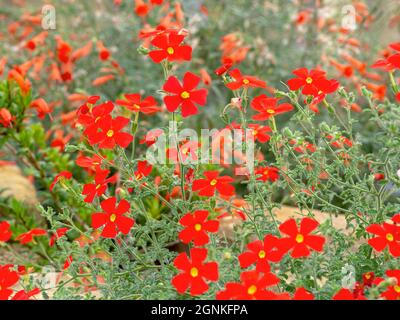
left=254, top=166, right=279, bottom=182
left=0, top=265, right=19, bottom=300
left=381, top=269, right=400, bottom=300
left=49, top=227, right=69, bottom=247
left=16, top=228, right=47, bottom=245
left=216, top=270, right=284, bottom=300
left=0, top=108, right=13, bottom=127
left=333, top=288, right=366, bottom=300
left=247, top=124, right=272, bottom=143
left=50, top=171, right=72, bottom=191
left=0, top=222, right=12, bottom=243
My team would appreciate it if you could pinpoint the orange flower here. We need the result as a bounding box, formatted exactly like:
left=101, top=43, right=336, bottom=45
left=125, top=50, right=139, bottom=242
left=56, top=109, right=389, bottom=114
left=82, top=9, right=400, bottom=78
left=71, top=41, right=93, bottom=62
left=200, top=68, right=212, bottom=86
left=92, top=74, right=115, bottom=86
left=8, top=69, right=31, bottom=95
left=30, top=98, right=51, bottom=119
left=0, top=57, right=7, bottom=76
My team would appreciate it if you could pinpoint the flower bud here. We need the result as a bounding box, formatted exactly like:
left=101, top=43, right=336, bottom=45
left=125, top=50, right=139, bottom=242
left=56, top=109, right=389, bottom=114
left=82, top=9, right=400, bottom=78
left=137, top=45, right=150, bottom=55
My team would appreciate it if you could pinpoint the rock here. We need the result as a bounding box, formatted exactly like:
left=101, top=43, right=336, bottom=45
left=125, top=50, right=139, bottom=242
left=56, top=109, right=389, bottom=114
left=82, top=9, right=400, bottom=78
left=0, top=165, right=38, bottom=205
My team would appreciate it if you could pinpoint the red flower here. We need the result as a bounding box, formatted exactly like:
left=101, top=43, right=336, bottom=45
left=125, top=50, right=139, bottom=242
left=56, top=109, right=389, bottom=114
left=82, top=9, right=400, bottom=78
left=238, top=234, right=283, bottom=272
left=192, top=171, right=235, bottom=197
left=0, top=108, right=14, bottom=127
left=134, top=0, right=149, bottom=16
left=85, top=115, right=133, bottom=149
left=333, top=288, right=366, bottom=300
left=97, top=41, right=110, bottom=61
left=77, top=101, right=114, bottom=129
left=140, top=129, right=163, bottom=146
left=0, top=221, right=12, bottom=243
left=50, top=171, right=72, bottom=191
left=76, top=154, right=103, bottom=169
left=0, top=265, right=19, bottom=300
left=30, top=98, right=52, bottom=119
left=16, top=228, right=47, bottom=245
left=148, top=33, right=192, bottom=63
left=178, top=210, right=219, bottom=246
left=214, top=62, right=233, bottom=76
left=168, top=140, right=200, bottom=164
left=287, top=68, right=339, bottom=97
left=63, top=255, right=73, bottom=270
left=163, top=72, right=208, bottom=117
left=82, top=168, right=117, bottom=203
left=362, top=272, right=375, bottom=287
left=371, top=44, right=400, bottom=71
left=247, top=124, right=271, bottom=143
left=251, top=95, right=294, bottom=120
left=293, top=287, right=314, bottom=300
left=134, top=160, right=153, bottom=180
left=92, top=197, right=134, bottom=238
left=116, top=94, right=159, bottom=114
left=11, top=288, right=40, bottom=300
left=172, top=248, right=218, bottom=296
left=49, top=227, right=69, bottom=247
left=278, top=218, right=326, bottom=258
left=381, top=269, right=400, bottom=300
left=254, top=166, right=279, bottom=182
left=216, top=270, right=282, bottom=300
left=225, top=69, right=267, bottom=90
left=366, top=222, right=400, bottom=257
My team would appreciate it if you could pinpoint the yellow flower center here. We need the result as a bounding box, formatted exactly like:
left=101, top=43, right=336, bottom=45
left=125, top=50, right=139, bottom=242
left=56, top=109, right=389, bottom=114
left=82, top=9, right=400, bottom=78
left=266, top=109, right=275, bottom=114
left=365, top=274, right=371, bottom=279
left=190, top=267, right=199, bottom=278
left=252, top=130, right=258, bottom=136
left=295, top=234, right=304, bottom=243
left=181, top=91, right=190, bottom=99
left=182, top=148, right=189, bottom=155
left=133, top=104, right=140, bottom=110
left=210, top=179, right=217, bottom=186
left=306, top=77, right=313, bottom=84
left=263, top=169, right=269, bottom=175
left=242, top=79, right=250, bottom=85
left=247, top=285, right=257, bottom=295
left=394, top=285, right=400, bottom=293
left=194, top=223, right=202, bottom=231
left=258, top=250, right=266, bottom=259
left=96, top=184, right=102, bottom=190
left=106, top=130, right=114, bottom=137
left=109, top=214, right=117, bottom=222
left=386, top=233, right=394, bottom=242
left=167, top=47, right=175, bottom=55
